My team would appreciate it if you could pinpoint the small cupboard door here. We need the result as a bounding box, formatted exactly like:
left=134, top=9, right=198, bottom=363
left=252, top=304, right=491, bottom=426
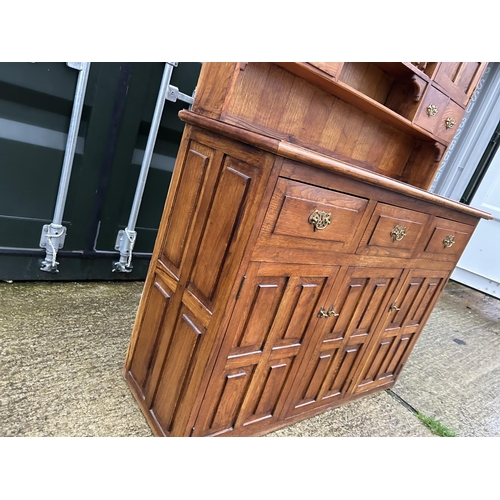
left=351, top=268, right=449, bottom=395
left=192, top=261, right=340, bottom=436
left=282, top=266, right=403, bottom=419
left=433, top=62, right=486, bottom=107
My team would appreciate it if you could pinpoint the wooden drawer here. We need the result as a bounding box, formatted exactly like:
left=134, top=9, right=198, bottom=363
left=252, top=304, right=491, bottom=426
left=414, top=85, right=464, bottom=143
left=356, top=203, right=430, bottom=258
left=256, top=177, right=370, bottom=254
left=418, top=217, right=475, bottom=262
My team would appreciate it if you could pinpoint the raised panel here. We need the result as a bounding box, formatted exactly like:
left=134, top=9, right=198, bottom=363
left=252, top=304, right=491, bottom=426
left=203, top=365, right=256, bottom=436
left=187, top=156, right=258, bottom=311
left=150, top=306, right=205, bottom=435
left=159, top=141, right=214, bottom=279
left=232, top=278, right=286, bottom=353
left=127, top=275, right=174, bottom=393
left=239, top=355, right=295, bottom=427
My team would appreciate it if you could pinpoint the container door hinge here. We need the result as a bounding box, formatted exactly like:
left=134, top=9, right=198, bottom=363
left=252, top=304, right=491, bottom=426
left=165, top=62, right=195, bottom=107
left=39, top=223, right=67, bottom=272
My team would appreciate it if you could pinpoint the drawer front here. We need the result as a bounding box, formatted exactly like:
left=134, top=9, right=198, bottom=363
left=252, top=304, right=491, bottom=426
left=434, top=98, right=464, bottom=143
left=418, top=217, right=475, bottom=262
left=356, top=203, right=430, bottom=258
left=256, top=177, right=370, bottom=254
left=414, top=86, right=464, bottom=143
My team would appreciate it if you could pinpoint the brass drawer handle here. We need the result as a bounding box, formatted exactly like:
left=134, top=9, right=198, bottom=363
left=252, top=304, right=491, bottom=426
left=327, top=307, right=340, bottom=317
left=318, top=307, right=329, bottom=318
left=318, top=306, right=340, bottom=318
left=390, top=224, right=407, bottom=242
left=309, top=209, right=331, bottom=231
left=445, top=117, right=456, bottom=129
left=427, top=103, right=438, bottom=117
left=389, top=303, right=401, bottom=312
left=443, top=235, right=455, bottom=248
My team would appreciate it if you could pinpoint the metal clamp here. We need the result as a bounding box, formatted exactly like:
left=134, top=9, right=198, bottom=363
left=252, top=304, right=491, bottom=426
left=166, top=85, right=195, bottom=106
left=389, top=303, right=401, bottom=312
left=39, top=223, right=67, bottom=272
left=113, top=62, right=196, bottom=272
left=113, top=228, right=137, bottom=273
left=39, top=62, right=91, bottom=273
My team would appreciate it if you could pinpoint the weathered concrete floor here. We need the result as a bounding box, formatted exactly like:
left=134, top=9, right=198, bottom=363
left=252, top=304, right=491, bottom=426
left=0, top=279, right=498, bottom=437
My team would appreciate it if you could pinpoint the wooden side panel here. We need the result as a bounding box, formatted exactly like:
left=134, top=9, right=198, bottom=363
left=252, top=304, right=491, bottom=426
left=352, top=269, right=449, bottom=394
left=127, top=275, right=174, bottom=393
left=193, top=262, right=338, bottom=436
left=150, top=306, right=205, bottom=435
left=186, top=156, right=259, bottom=312
left=284, top=266, right=402, bottom=416
left=190, top=62, right=239, bottom=119
left=159, top=141, right=215, bottom=280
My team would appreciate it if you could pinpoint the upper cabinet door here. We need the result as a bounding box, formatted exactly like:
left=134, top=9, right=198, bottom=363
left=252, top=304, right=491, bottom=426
left=434, top=62, right=487, bottom=107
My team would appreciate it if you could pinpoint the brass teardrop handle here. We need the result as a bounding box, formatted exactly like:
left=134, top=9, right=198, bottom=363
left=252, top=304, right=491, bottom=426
left=318, top=307, right=329, bottom=318
left=327, top=307, right=340, bottom=317
left=443, top=235, right=455, bottom=248
left=427, top=103, right=438, bottom=117
left=445, top=117, right=456, bottom=129
left=389, top=303, right=401, bottom=312
left=318, top=306, right=340, bottom=318
left=309, top=209, right=331, bottom=231
left=390, top=225, right=407, bottom=242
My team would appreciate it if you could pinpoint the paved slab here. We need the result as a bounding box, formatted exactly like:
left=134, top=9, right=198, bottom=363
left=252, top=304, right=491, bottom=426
left=392, top=281, right=500, bottom=437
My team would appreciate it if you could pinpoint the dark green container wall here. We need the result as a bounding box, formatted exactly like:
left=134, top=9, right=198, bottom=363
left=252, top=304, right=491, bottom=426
left=0, top=62, right=202, bottom=281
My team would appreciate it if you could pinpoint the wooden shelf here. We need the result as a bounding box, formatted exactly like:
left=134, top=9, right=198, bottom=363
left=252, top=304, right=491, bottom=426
left=276, top=62, right=446, bottom=145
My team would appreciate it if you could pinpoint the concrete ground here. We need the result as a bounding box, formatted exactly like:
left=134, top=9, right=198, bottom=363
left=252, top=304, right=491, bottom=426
left=0, top=279, right=499, bottom=437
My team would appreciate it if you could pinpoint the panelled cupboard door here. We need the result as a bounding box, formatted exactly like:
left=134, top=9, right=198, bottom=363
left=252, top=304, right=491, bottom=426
left=192, top=262, right=340, bottom=436
left=282, top=266, right=403, bottom=419
left=351, top=268, right=449, bottom=395
left=433, top=62, right=486, bottom=107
